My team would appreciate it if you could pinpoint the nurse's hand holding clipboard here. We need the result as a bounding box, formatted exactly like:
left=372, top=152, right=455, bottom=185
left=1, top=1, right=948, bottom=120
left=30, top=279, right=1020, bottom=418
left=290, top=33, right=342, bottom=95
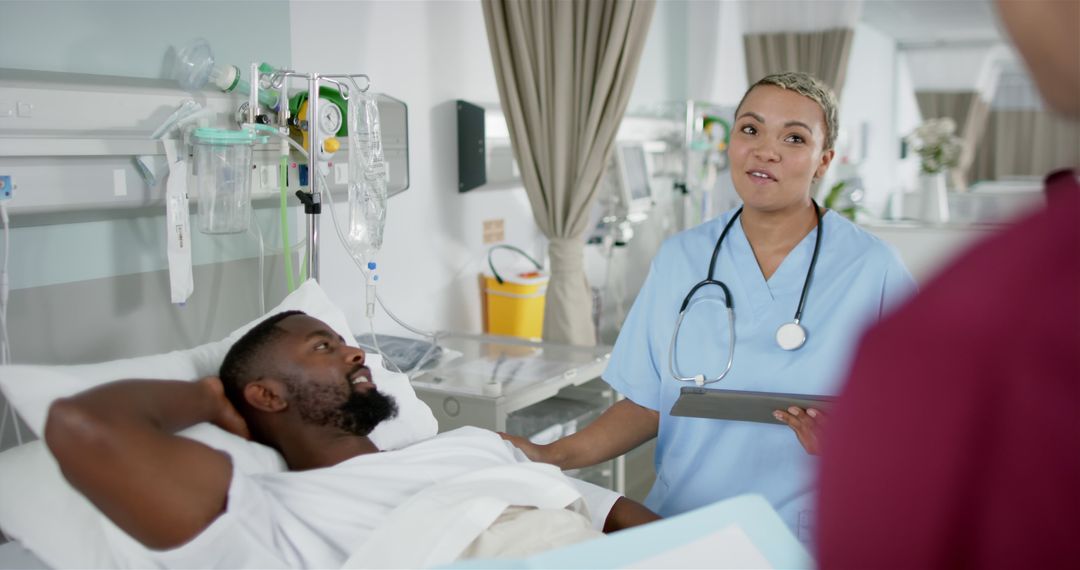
left=774, top=406, right=827, bottom=455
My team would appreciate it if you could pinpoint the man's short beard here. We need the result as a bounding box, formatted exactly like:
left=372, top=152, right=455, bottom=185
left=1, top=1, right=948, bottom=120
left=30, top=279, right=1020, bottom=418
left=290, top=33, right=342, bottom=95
left=288, top=380, right=398, bottom=436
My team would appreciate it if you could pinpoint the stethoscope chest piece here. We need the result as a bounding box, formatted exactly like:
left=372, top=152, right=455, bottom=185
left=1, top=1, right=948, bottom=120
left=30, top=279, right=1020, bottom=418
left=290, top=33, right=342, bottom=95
left=775, top=321, right=807, bottom=351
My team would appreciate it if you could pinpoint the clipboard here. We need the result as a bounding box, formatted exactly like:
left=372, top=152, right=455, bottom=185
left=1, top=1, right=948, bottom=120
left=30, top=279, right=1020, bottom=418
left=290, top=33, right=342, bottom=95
left=670, top=386, right=833, bottom=423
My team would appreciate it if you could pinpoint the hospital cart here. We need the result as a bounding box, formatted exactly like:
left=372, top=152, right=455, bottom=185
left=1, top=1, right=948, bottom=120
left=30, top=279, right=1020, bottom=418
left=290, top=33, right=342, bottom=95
left=405, top=333, right=626, bottom=494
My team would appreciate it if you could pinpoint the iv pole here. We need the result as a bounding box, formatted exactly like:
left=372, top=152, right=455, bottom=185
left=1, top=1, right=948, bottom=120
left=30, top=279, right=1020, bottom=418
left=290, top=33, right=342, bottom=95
left=262, top=69, right=370, bottom=283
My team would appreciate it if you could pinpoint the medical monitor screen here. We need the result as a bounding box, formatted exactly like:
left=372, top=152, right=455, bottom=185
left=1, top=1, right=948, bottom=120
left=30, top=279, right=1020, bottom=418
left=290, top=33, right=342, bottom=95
left=620, top=145, right=651, bottom=202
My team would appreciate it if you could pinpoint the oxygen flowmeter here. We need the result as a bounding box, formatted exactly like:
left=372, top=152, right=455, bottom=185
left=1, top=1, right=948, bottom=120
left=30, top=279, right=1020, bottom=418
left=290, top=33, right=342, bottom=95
left=290, top=87, right=348, bottom=161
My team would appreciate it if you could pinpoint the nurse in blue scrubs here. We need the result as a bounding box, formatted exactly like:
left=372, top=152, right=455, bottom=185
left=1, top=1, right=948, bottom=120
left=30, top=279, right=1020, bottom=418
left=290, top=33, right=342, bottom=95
left=502, top=71, right=915, bottom=540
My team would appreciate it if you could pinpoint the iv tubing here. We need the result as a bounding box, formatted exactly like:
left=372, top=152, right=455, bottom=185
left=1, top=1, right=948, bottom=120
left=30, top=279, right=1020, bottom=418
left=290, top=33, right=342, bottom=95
left=248, top=124, right=440, bottom=369
left=319, top=173, right=439, bottom=340
left=317, top=174, right=398, bottom=370
left=249, top=124, right=307, bottom=290
left=275, top=72, right=295, bottom=291
left=279, top=145, right=295, bottom=291
left=249, top=211, right=267, bottom=315
left=319, top=172, right=442, bottom=375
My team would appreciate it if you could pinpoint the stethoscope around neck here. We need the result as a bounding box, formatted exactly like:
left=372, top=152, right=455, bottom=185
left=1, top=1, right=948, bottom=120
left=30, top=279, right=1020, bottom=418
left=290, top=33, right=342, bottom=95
left=668, top=201, right=824, bottom=387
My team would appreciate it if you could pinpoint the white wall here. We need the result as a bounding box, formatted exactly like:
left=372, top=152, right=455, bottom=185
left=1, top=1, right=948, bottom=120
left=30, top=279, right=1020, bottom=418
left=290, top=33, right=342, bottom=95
left=712, top=0, right=751, bottom=105
left=629, top=0, right=748, bottom=111
left=837, top=23, right=903, bottom=214
left=894, top=51, right=924, bottom=194
left=288, top=0, right=543, bottom=337
left=627, top=0, right=689, bottom=111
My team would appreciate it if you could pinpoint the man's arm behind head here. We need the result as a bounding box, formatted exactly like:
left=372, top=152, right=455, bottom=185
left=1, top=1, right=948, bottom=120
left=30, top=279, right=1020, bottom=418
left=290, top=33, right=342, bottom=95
left=44, top=377, right=244, bottom=550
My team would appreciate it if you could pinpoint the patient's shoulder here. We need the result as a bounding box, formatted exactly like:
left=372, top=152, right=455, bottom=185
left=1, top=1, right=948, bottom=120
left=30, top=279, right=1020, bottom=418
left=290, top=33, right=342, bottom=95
left=432, top=426, right=508, bottom=447
left=401, top=426, right=509, bottom=451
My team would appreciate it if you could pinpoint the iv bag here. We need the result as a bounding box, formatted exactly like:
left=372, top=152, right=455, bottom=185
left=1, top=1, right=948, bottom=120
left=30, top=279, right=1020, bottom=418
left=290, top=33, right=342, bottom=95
left=347, top=84, right=388, bottom=262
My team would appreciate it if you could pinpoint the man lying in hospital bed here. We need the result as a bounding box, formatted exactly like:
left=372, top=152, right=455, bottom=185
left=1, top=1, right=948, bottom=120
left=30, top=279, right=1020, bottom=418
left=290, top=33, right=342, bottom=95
left=0, top=282, right=807, bottom=569
left=0, top=282, right=661, bottom=569
left=42, top=310, right=658, bottom=568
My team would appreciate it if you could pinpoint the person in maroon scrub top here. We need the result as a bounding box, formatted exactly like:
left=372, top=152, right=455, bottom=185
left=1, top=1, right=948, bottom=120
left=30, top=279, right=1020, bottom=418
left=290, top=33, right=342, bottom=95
left=815, top=1, right=1080, bottom=568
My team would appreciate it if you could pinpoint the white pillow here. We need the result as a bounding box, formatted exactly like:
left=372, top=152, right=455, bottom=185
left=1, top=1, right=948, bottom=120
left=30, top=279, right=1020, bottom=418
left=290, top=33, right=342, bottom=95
left=0, top=279, right=438, bottom=568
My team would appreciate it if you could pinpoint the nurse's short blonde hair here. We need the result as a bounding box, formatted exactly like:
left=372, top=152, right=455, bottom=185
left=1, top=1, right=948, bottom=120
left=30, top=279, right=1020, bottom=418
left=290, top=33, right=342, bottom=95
left=737, top=71, right=839, bottom=151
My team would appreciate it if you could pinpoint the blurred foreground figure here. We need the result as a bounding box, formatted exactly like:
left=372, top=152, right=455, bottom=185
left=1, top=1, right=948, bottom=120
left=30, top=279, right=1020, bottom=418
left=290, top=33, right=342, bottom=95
left=817, top=1, right=1080, bottom=568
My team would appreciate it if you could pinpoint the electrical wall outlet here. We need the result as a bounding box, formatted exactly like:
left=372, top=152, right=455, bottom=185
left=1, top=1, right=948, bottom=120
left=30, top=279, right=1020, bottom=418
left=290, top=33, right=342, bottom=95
left=482, top=219, right=505, bottom=244
left=0, top=175, right=14, bottom=200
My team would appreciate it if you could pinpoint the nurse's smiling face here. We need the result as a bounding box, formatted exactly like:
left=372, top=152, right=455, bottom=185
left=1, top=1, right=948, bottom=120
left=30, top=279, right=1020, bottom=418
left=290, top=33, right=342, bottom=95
left=728, top=85, right=834, bottom=214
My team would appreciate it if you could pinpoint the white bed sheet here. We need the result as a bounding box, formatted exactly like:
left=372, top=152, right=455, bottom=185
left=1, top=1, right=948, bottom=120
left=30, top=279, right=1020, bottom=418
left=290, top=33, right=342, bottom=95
left=0, top=541, right=48, bottom=569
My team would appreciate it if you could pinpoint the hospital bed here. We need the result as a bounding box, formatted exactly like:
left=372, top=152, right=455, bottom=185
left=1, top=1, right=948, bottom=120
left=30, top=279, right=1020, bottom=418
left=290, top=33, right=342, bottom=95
left=0, top=282, right=809, bottom=568
left=0, top=496, right=808, bottom=570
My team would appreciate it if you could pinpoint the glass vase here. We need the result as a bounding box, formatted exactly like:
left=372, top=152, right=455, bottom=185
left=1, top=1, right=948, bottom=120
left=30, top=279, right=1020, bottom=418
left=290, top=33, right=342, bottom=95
left=919, top=172, right=950, bottom=223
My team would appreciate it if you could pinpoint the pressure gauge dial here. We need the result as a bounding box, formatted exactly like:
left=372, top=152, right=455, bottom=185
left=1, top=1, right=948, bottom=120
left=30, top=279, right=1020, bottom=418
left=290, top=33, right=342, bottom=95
left=317, top=98, right=343, bottom=136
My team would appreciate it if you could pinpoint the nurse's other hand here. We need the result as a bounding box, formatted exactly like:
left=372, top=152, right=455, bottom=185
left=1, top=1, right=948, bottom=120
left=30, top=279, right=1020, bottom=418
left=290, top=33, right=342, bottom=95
left=498, top=432, right=552, bottom=464
left=773, top=406, right=826, bottom=455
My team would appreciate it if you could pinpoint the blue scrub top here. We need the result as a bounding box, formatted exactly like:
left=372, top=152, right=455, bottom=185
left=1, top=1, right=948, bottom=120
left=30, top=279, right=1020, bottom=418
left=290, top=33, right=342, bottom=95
left=603, top=208, right=915, bottom=540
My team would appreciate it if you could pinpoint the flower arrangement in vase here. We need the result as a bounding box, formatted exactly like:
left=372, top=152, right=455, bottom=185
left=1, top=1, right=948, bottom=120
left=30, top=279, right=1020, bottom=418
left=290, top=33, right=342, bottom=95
left=906, top=118, right=963, bottom=175
left=906, top=118, right=963, bottom=222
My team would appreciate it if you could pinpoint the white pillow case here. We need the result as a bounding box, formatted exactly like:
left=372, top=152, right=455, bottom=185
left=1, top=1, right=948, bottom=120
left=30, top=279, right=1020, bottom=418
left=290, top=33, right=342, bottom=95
left=0, top=279, right=438, bottom=568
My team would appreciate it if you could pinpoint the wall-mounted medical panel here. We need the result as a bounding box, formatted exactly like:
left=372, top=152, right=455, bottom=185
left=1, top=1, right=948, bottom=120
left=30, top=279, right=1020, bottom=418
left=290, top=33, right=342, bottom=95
left=0, top=68, right=408, bottom=220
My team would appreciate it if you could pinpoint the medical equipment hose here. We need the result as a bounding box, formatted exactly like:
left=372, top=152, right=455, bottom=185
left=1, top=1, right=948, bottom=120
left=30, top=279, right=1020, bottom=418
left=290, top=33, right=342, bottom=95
left=252, top=126, right=437, bottom=332
left=249, top=124, right=442, bottom=375
left=320, top=172, right=442, bottom=375
left=248, top=211, right=267, bottom=315
left=279, top=149, right=296, bottom=292
left=250, top=125, right=312, bottom=288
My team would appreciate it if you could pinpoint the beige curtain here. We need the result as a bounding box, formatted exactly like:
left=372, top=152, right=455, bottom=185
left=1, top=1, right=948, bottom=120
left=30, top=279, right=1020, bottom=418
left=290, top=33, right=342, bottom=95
left=916, top=91, right=991, bottom=190
left=482, top=0, right=655, bottom=346
left=972, top=110, right=1080, bottom=181
left=743, top=28, right=855, bottom=93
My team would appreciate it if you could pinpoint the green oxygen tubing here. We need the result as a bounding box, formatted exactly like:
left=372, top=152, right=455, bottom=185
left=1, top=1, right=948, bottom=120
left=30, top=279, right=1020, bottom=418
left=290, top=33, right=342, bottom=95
left=251, top=124, right=318, bottom=289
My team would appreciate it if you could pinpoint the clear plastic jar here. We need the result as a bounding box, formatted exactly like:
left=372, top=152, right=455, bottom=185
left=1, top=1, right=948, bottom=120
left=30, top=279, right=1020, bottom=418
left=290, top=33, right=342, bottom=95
left=191, top=128, right=264, bottom=234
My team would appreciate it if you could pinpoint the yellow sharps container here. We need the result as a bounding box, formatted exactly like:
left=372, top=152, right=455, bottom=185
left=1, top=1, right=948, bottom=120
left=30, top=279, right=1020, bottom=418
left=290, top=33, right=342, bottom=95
left=482, top=245, right=548, bottom=340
